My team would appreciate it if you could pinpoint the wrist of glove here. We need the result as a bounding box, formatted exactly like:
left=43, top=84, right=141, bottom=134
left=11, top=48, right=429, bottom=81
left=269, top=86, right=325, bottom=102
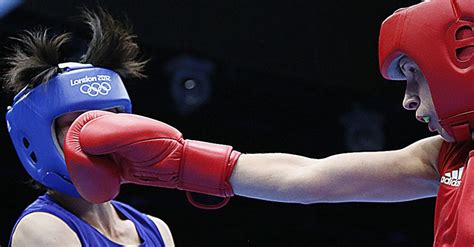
left=181, top=140, right=241, bottom=209
left=181, top=140, right=240, bottom=196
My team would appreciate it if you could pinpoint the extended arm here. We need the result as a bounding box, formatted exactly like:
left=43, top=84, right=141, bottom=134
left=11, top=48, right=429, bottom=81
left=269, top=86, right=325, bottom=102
left=230, top=136, right=443, bottom=203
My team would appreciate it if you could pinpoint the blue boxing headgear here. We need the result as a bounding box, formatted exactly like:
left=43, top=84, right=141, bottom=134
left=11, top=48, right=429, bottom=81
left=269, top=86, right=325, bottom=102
left=6, top=62, right=132, bottom=196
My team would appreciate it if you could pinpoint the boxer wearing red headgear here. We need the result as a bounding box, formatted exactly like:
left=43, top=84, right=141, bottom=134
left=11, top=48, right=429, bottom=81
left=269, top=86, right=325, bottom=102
left=64, top=0, right=472, bottom=246
left=379, top=0, right=474, bottom=245
left=379, top=0, right=474, bottom=142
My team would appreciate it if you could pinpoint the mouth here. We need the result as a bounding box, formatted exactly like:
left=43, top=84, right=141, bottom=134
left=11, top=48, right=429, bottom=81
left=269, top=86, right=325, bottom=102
left=416, top=115, right=437, bottom=132
left=428, top=124, right=437, bottom=132
left=416, top=115, right=430, bottom=123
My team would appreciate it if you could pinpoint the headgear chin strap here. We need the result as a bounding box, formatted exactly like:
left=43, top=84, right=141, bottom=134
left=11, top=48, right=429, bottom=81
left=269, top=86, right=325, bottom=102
left=6, top=62, right=132, bottom=196
left=379, top=0, right=474, bottom=142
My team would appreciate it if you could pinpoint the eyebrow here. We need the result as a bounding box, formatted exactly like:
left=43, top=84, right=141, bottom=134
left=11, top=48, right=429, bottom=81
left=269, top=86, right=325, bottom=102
left=399, top=60, right=408, bottom=71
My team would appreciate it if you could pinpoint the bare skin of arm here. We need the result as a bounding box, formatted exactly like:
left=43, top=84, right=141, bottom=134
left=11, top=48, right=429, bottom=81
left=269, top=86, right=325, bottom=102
left=11, top=212, right=82, bottom=247
left=230, top=135, right=443, bottom=204
left=148, top=215, right=175, bottom=246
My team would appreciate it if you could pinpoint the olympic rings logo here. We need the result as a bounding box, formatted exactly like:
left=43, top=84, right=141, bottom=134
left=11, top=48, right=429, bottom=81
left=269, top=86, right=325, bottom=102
left=79, top=82, right=112, bottom=97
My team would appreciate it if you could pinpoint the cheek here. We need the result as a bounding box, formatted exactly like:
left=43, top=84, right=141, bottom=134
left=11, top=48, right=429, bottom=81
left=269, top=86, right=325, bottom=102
left=419, top=92, right=437, bottom=115
left=418, top=78, right=437, bottom=112
left=56, top=127, right=70, bottom=149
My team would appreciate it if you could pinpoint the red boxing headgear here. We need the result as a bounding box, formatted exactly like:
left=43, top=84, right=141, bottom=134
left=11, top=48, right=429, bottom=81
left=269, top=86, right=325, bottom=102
left=379, top=0, right=474, bottom=142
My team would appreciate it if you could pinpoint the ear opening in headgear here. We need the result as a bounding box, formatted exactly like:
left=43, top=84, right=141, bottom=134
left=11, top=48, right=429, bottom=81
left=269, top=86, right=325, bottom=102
left=22, top=137, right=30, bottom=148
left=29, top=152, right=38, bottom=163
left=454, top=26, right=474, bottom=62
left=20, top=136, right=38, bottom=165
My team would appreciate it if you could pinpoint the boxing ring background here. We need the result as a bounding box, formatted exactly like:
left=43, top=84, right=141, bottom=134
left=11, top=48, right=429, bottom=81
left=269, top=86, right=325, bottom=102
left=0, top=0, right=433, bottom=246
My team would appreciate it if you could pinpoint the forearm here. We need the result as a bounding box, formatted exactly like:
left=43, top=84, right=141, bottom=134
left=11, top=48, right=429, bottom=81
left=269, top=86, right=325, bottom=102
left=229, top=150, right=440, bottom=204
left=229, top=153, right=316, bottom=203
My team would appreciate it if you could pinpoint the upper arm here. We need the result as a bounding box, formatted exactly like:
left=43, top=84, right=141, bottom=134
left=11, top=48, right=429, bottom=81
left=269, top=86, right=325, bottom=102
left=231, top=135, right=444, bottom=204
left=295, top=135, right=443, bottom=203
left=398, top=135, right=443, bottom=180
left=11, top=212, right=81, bottom=247
left=147, top=215, right=175, bottom=247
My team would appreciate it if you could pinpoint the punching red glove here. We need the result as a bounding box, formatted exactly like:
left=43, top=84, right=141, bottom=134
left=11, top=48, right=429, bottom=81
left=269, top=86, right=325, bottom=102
left=64, top=110, right=241, bottom=209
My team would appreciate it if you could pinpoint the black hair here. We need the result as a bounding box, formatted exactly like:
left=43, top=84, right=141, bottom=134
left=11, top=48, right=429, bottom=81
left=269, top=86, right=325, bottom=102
left=2, top=7, right=148, bottom=94
left=3, top=29, right=70, bottom=93
left=80, top=8, right=148, bottom=79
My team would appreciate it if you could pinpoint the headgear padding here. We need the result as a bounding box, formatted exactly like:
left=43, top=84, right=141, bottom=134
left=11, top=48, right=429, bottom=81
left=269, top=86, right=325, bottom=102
left=6, top=62, right=132, bottom=196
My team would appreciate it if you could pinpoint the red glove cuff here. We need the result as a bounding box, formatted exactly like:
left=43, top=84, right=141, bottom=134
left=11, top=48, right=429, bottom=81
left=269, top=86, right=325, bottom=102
left=180, top=140, right=241, bottom=198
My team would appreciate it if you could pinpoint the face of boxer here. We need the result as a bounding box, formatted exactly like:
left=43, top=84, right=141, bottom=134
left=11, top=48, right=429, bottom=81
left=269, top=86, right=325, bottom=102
left=55, top=109, right=119, bottom=150
left=399, top=56, right=455, bottom=142
left=55, top=112, right=85, bottom=151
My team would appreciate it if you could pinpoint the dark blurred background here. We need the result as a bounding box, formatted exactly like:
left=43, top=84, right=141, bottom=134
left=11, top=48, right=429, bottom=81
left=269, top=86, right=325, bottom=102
left=0, top=0, right=437, bottom=246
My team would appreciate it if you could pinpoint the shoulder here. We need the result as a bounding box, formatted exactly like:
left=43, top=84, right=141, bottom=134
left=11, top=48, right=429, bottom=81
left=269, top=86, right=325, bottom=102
left=11, top=212, right=81, bottom=247
left=147, top=215, right=175, bottom=247
left=403, top=135, right=444, bottom=154
left=399, top=135, right=445, bottom=172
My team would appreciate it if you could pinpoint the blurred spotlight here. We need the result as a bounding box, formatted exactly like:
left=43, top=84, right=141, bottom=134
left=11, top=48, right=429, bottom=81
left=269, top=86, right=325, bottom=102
left=0, top=0, right=22, bottom=18
left=340, top=102, right=385, bottom=151
left=165, top=55, right=215, bottom=115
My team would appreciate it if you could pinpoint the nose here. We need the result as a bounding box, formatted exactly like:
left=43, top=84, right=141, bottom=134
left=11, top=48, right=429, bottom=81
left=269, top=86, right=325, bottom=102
left=402, top=94, right=420, bottom=110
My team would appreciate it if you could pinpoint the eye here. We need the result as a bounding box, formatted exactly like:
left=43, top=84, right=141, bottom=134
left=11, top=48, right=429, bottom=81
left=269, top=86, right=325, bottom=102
left=55, top=112, right=84, bottom=128
left=409, top=67, right=417, bottom=74
left=400, top=62, right=419, bottom=77
left=55, top=118, right=73, bottom=129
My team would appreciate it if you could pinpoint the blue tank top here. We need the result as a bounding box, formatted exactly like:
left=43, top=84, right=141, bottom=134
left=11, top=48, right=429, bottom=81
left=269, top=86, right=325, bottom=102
left=9, top=194, right=165, bottom=246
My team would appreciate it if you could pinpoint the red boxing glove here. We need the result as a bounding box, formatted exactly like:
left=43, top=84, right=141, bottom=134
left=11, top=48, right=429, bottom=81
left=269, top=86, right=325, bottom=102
left=64, top=110, right=241, bottom=209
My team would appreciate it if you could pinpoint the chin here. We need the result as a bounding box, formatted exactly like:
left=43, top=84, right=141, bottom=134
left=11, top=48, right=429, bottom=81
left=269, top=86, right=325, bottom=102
left=438, top=130, right=456, bottom=143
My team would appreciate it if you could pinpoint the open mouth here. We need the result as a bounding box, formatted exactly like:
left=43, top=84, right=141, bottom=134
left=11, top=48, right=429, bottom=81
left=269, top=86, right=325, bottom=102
left=428, top=124, right=436, bottom=132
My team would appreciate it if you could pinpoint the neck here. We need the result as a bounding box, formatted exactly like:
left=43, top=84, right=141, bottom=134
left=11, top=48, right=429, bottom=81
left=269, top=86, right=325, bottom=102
left=47, top=190, right=122, bottom=234
left=46, top=190, right=141, bottom=245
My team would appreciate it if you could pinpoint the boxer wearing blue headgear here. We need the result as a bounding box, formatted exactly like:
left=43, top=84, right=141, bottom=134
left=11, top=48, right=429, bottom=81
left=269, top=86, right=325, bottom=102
left=6, top=8, right=174, bottom=246
left=7, top=62, right=132, bottom=196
